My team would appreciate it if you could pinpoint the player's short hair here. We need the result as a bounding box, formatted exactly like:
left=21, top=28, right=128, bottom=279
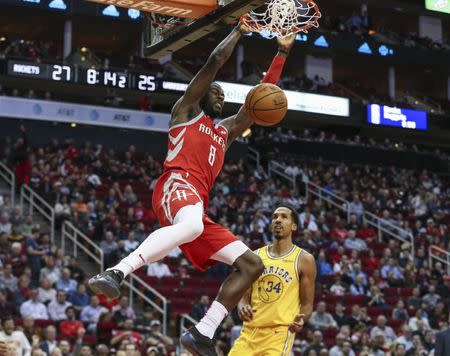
left=275, top=204, right=299, bottom=228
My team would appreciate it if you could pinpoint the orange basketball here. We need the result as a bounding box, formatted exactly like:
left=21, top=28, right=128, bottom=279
left=244, top=83, right=288, bottom=126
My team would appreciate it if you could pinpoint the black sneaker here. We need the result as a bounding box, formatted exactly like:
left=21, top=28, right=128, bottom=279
left=180, top=327, right=217, bottom=356
left=88, top=269, right=124, bottom=299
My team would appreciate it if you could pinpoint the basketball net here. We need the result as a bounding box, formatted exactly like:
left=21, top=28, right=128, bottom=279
left=241, top=0, right=321, bottom=38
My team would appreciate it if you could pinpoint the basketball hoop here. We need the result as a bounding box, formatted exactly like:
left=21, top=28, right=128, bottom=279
left=241, top=0, right=321, bottom=38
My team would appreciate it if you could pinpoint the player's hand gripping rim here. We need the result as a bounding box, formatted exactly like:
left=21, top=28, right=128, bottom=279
left=288, top=313, right=305, bottom=333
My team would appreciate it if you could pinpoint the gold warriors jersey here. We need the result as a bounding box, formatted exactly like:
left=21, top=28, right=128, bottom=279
left=245, top=245, right=302, bottom=328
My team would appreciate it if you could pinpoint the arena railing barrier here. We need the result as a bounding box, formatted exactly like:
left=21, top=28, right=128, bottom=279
left=61, top=220, right=168, bottom=334
left=268, top=160, right=296, bottom=189
left=429, top=245, right=450, bottom=275
left=179, top=313, right=198, bottom=333
left=62, top=221, right=104, bottom=273
left=305, top=181, right=415, bottom=257
left=0, top=161, right=15, bottom=207
left=247, top=146, right=261, bottom=168
left=124, top=274, right=168, bottom=335
left=20, top=184, right=55, bottom=243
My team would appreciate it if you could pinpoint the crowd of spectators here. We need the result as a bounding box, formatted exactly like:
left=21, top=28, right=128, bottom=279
left=0, top=125, right=448, bottom=355
left=0, top=38, right=61, bottom=62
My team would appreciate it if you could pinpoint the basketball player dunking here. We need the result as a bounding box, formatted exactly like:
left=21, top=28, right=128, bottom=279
left=229, top=206, right=316, bottom=356
left=89, top=23, right=296, bottom=355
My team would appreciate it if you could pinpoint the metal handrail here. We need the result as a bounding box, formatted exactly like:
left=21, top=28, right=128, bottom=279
left=0, top=161, right=15, bottom=207
left=179, top=313, right=198, bottom=333
left=20, top=184, right=55, bottom=242
left=305, top=180, right=415, bottom=256
left=248, top=146, right=261, bottom=168
left=61, top=221, right=104, bottom=272
left=429, top=245, right=450, bottom=275
left=125, top=273, right=168, bottom=335
left=61, top=221, right=168, bottom=334
left=268, top=161, right=296, bottom=189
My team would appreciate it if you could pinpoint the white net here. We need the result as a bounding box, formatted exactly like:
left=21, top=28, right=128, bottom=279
left=242, top=0, right=321, bottom=38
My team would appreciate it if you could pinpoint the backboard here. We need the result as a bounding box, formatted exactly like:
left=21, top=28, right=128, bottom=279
left=86, top=0, right=267, bottom=59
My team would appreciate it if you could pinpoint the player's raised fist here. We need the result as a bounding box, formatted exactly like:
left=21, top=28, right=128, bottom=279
left=238, top=304, right=254, bottom=322
left=277, top=33, right=296, bottom=54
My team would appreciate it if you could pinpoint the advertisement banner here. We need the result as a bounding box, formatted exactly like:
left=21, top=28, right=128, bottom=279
left=367, top=104, right=428, bottom=130
left=0, top=96, right=171, bottom=132
left=216, top=81, right=350, bottom=117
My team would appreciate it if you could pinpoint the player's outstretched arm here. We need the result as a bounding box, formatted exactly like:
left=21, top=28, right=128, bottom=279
left=171, top=23, right=249, bottom=125
left=220, top=34, right=295, bottom=148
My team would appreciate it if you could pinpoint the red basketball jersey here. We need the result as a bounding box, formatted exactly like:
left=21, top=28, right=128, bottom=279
left=163, top=112, right=228, bottom=193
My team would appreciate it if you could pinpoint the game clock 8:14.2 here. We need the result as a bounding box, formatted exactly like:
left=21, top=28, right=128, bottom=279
left=7, top=60, right=157, bottom=92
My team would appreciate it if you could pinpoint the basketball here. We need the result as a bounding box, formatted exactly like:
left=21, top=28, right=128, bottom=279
left=244, top=83, right=288, bottom=126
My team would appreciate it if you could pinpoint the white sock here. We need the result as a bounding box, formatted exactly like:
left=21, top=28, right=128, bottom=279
left=110, top=203, right=204, bottom=277
left=195, top=301, right=228, bottom=339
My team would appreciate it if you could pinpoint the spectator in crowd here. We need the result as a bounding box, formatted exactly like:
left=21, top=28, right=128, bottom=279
left=0, top=264, right=18, bottom=293
left=147, top=260, right=172, bottom=279
left=0, top=290, right=16, bottom=317
left=304, top=330, right=326, bottom=355
left=20, top=287, right=49, bottom=320
left=0, top=213, right=12, bottom=234
left=422, top=285, right=441, bottom=308
left=333, top=302, right=351, bottom=327
left=69, top=283, right=90, bottom=312
left=0, top=317, right=31, bottom=355
left=392, top=299, right=409, bottom=321
left=66, top=256, right=85, bottom=283
left=330, top=333, right=355, bottom=356
left=39, top=325, right=58, bottom=354
left=112, top=296, right=136, bottom=323
left=80, top=295, right=108, bottom=333
left=55, top=268, right=77, bottom=294
left=344, top=230, right=368, bottom=251
left=370, top=315, right=396, bottom=344
left=309, top=301, right=338, bottom=330
left=123, top=232, right=139, bottom=254
left=395, top=324, right=414, bottom=351
left=408, top=287, right=423, bottom=310
left=25, top=228, right=45, bottom=285
left=4, top=242, right=27, bottom=277
left=330, top=277, right=346, bottom=296
left=146, top=319, right=174, bottom=349
left=316, top=250, right=333, bottom=277
left=39, top=256, right=61, bottom=286
left=191, top=294, right=210, bottom=321
left=111, top=318, right=143, bottom=348
left=37, top=277, right=57, bottom=304
left=350, top=275, right=367, bottom=295
left=59, top=306, right=84, bottom=339
left=381, top=258, right=403, bottom=282
left=367, top=286, right=386, bottom=307
left=99, top=231, right=119, bottom=267
left=48, top=290, right=72, bottom=321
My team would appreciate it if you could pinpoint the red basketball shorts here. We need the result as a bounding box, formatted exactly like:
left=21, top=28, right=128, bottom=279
left=152, top=170, right=239, bottom=271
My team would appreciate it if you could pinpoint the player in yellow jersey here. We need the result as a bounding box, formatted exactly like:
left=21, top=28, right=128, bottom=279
left=228, top=205, right=316, bottom=356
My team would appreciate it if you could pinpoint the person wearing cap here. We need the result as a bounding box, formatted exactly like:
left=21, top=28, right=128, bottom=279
left=147, top=319, right=173, bottom=349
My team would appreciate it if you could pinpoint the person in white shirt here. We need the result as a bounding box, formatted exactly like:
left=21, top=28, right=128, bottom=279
left=48, top=290, right=72, bottom=321
left=147, top=260, right=172, bottom=279
left=38, top=277, right=57, bottom=304
left=0, top=317, right=32, bottom=356
left=39, top=256, right=62, bottom=285
left=20, top=287, right=49, bottom=320
left=124, top=232, right=139, bottom=254
left=80, top=295, right=108, bottom=333
left=344, top=230, right=368, bottom=251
